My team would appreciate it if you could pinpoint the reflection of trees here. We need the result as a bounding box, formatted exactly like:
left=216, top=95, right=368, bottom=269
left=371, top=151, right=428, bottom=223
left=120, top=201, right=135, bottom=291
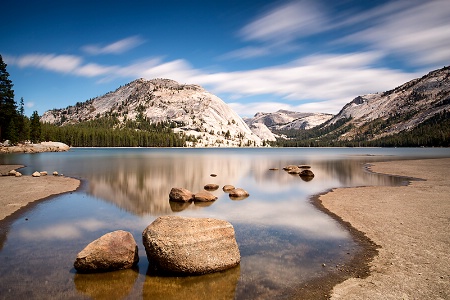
left=88, top=155, right=250, bottom=215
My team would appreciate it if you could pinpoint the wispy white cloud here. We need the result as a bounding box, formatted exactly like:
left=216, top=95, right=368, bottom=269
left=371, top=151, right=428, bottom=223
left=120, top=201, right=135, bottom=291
left=335, top=0, right=450, bottom=67
left=11, top=54, right=82, bottom=73
left=81, top=35, right=145, bottom=55
left=6, top=50, right=418, bottom=115
left=239, top=1, right=327, bottom=45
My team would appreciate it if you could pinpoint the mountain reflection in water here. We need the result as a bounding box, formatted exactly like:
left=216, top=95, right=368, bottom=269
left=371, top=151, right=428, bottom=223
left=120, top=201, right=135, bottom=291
left=1, top=148, right=448, bottom=299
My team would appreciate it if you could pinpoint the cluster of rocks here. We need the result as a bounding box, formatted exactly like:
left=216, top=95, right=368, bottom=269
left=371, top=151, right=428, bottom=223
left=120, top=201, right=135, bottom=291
left=74, top=216, right=240, bottom=275
left=4, top=169, right=61, bottom=178
left=169, top=184, right=250, bottom=204
left=280, top=164, right=315, bottom=181
left=0, top=141, right=70, bottom=154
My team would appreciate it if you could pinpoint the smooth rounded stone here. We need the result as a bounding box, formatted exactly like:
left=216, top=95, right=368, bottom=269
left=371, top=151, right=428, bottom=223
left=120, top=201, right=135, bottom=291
left=228, top=188, right=249, bottom=200
left=269, top=168, right=279, bottom=171
left=299, top=169, right=315, bottom=178
left=169, top=187, right=194, bottom=202
left=8, top=170, right=17, bottom=176
left=299, top=165, right=311, bottom=169
left=142, top=216, right=240, bottom=275
left=222, top=185, right=235, bottom=192
left=40, top=171, right=48, bottom=176
left=53, top=171, right=59, bottom=176
left=287, top=167, right=301, bottom=174
left=74, top=230, right=139, bottom=273
left=194, top=190, right=217, bottom=202
left=204, top=183, right=219, bottom=191
left=32, top=171, right=41, bottom=177
left=210, top=174, right=217, bottom=177
left=283, top=165, right=298, bottom=171
left=15, top=172, right=22, bottom=177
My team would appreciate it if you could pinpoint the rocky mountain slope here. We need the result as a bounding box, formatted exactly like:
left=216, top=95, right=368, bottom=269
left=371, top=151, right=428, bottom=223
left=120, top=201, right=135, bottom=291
left=244, top=110, right=333, bottom=141
left=41, top=78, right=262, bottom=147
left=327, top=66, right=450, bottom=141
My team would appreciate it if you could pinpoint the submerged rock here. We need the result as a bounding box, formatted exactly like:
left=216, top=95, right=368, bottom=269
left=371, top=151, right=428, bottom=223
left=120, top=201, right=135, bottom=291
left=32, top=171, right=41, bottom=177
left=169, top=187, right=194, bottom=202
left=142, top=216, right=240, bottom=275
left=299, top=169, right=315, bottom=178
left=74, top=230, right=139, bottom=273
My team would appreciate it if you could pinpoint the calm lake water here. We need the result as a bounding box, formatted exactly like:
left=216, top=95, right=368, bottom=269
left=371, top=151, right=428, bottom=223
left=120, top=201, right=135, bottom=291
left=0, top=147, right=449, bottom=299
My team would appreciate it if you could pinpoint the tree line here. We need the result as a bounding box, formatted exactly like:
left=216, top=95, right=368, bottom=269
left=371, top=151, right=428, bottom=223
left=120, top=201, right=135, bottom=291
left=0, top=55, right=41, bottom=144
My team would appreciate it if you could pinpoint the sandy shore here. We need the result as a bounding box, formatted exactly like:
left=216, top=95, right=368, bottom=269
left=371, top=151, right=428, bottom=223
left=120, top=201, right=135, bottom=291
left=0, top=165, right=80, bottom=220
left=318, top=158, right=450, bottom=299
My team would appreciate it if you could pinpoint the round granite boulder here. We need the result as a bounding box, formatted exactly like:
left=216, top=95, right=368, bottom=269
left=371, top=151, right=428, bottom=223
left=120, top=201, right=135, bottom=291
left=142, top=216, right=240, bottom=275
left=74, top=230, right=139, bottom=273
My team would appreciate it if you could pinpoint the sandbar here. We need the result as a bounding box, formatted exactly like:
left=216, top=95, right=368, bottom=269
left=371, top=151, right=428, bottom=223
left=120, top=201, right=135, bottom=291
left=318, top=158, right=450, bottom=299
left=0, top=165, right=80, bottom=221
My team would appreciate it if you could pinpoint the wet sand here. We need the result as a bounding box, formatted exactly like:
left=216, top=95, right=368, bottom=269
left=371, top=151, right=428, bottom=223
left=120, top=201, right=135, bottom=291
left=317, top=158, right=450, bottom=299
left=0, top=165, right=80, bottom=220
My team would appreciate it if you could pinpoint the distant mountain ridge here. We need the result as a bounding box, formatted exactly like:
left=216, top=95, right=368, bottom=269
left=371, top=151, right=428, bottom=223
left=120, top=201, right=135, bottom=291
left=41, top=66, right=450, bottom=147
left=243, top=110, right=333, bottom=141
left=326, top=66, right=450, bottom=141
left=41, top=78, right=262, bottom=147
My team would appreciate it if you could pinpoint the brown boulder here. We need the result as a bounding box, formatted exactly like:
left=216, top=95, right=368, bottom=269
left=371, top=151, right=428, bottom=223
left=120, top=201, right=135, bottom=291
left=228, top=188, right=249, bottom=200
left=142, top=216, right=240, bottom=275
left=169, top=187, right=194, bottom=202
left=299, top=169, right=315, bottom=178
left=194, top=190, right=218, bottom=202
left=74, top=230, right=139, bottom=273
left=204, top=183, right=219, bottom=191
left=222, top=185, right=235, bottom=192
left=283, top=165, right=298, bottom=171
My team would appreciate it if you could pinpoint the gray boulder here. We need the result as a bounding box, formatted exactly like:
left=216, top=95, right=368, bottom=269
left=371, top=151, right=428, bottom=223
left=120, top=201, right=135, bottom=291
left=142, top=216, right=240, bottom=275
left=169, top=187, right=194, bottom=202
left=74, top=230, right=139, bottom=273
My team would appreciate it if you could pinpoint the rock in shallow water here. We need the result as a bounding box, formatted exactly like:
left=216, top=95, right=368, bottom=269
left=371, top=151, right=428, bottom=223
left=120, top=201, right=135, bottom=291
left=169, top=187, right=194, bottom=202
left=74, top=230, right=139, bottom=273
left=142, top=216, right=240, bottom=275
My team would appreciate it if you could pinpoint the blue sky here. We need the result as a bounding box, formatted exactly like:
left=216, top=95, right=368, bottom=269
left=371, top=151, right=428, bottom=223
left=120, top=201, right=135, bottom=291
left=2, top=0, right=450, bottom=117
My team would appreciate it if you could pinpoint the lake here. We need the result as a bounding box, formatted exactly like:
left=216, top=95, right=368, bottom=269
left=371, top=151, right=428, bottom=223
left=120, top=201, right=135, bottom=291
left=0, top=147, right=449, bottom=299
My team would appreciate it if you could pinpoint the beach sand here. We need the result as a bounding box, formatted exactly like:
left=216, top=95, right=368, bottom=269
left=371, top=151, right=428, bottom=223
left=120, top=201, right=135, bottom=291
left=0, top=165, right=80, bottom=220
left=318, top=158, right=450, bottom=299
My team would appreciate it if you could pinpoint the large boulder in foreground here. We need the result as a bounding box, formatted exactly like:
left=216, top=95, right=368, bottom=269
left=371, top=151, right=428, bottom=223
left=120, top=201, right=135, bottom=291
left=142, top=216, right=240, bottom=275
left=74, top=230, right=139, bottom=273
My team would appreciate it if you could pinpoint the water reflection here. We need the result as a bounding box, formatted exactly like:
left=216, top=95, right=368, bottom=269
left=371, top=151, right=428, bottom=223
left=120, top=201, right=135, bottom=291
left=74, top=268, right=139, bottom=300
left=1, top=148, right=446, bottom=299
left=143, top=266, right=240, bottom=300
left=86, top=153, right=405, bottom=216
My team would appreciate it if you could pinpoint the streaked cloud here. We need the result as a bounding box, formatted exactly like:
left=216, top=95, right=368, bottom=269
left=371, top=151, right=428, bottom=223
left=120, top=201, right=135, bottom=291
left=239, top=1, right=327, bottom=44
left=82, top=35, right=145, bottom=55
left=11, top=54, right=82, bottom=73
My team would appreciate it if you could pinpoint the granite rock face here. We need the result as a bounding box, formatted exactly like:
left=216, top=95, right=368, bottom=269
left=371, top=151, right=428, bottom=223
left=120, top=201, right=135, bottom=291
left=74, top=230, right=139, bottom=273
left=142, top=216, right=240, bottom=275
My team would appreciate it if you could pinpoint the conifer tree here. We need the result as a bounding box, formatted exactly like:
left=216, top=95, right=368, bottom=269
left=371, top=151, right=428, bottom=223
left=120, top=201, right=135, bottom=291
left=0, top=54, right=17, bottom=141
left=30, top=111, right=41, bottom=143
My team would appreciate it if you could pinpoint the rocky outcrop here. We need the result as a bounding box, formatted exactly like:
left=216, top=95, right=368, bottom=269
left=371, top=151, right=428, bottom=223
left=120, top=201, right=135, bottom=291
left=169, top=187, right=194, bottom=202
left=142, top=216, right=240, bottom=275
left=0, top=142, right=70, bottom=154
left=74, top=230, right=139, bottom=273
